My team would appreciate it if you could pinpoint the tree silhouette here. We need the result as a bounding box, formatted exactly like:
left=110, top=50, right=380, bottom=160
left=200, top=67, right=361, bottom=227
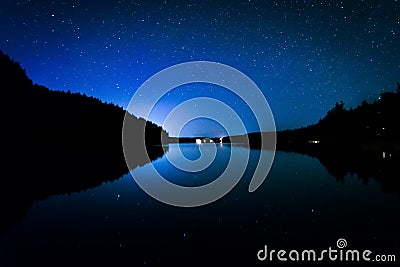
left=275, top=82, right=400, bottom=192
left=0, top=49, right=169, bottom=234
left=326, top=100, right=345, bottom=118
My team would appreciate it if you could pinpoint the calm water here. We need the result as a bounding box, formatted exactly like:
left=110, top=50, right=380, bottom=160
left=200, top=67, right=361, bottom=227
left=1, top=144, right=399, bottom=266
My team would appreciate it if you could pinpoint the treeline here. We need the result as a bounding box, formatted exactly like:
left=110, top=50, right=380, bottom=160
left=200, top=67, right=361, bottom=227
left=276, top=83, right=400, bottom=192
left=0, top=50, right=168, bottom=233
left=278, top=83, right=400, bottom=152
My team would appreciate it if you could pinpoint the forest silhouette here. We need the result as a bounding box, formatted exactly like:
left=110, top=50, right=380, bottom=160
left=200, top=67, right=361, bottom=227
left=0, top=50, right=168, bottom=233
left=225, top=83, right=400, bottom=192
left=276, top=83, right=400, bottom=192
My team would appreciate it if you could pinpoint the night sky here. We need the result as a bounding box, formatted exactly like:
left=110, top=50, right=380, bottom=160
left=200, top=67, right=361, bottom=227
left=1, top=0, right=399, bottom=136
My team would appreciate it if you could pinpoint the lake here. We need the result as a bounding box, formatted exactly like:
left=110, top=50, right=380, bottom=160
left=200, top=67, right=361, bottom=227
left=0, top=144, right=399, bottom=266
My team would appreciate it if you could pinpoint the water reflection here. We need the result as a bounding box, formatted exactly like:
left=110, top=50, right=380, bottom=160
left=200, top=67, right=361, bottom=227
left=0, top=145, right=399, bottom=266
left=134, top=144, right=234, bottom=187
left=130, top=144, right=252, bottom=207
left=0, top=145, right=166, bottom=236
left=279, top=145, right=400, bottom=193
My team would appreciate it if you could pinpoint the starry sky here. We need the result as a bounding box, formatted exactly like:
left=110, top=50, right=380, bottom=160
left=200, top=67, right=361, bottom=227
left=0, top=0, right=399, bottom=136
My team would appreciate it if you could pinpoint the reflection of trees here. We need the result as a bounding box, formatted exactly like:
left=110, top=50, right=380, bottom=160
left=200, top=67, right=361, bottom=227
left=280, top=145, right=400, bottom=193
left=0, top=50, right=168, bottom=234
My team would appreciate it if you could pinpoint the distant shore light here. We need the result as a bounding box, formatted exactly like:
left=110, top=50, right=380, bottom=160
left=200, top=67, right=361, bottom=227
left=196, top=139, right=202, bottom=145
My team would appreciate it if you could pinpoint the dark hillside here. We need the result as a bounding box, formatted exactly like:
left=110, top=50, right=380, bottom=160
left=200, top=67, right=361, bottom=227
left=276, top=84, right=400, bottom=191
left=0, top=50, right=167, bottom=233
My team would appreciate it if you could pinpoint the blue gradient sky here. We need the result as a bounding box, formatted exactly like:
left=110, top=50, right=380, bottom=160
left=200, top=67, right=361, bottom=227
left=0, top=0, right=399, bottom=136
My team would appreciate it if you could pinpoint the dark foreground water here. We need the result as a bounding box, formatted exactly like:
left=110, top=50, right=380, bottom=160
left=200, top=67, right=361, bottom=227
left=0, top=144, right=399, bottom=266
